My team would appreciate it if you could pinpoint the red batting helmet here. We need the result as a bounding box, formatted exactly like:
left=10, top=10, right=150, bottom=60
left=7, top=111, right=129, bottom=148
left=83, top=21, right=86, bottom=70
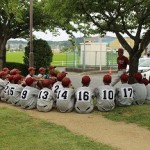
left=13, top=75, right=22, bottom=83
left=39, top=67, right=46, bottom=72
left=49, top=66, right=56, bottom=70
left=103, top=74, right=112, bottom=84
left=42, top=79, right=53, bottom=87
left=57, top=73, right=64, bottom=81
left=10, top=69, right=18, bottom=75
left=120, top=73, right=129, bottom=82
left=82, top=75, right=91, bottom=86
left=61, top=71, right=67, bottom=77
left=8, top=75, right=14, bottom=82
left=62, top=77, right=71, bottom=87
left=2, top=67, right=9, bottom=72
left=0, top=71, right=7, bottom=78
left=28, top=67, right=35, bottom=72
left=133, top=72, right=142, bottom=83
left=25, top=77, right=36, bottom=86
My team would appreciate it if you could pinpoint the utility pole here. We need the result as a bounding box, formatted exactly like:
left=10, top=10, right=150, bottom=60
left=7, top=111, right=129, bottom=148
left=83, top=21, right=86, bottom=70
left=29, top=0, right=34, bottom=67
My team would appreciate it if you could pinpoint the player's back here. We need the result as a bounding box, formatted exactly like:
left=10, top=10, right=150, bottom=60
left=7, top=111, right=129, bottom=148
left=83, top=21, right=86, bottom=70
left=56, top=87, right=75, bottom=112
left=20, top=86, right=39, bottom=109
left=132, top=83, right=147, bottom=105
left=115, top=83, right=133, bottom=106
left=9, top=84, right=24, bottom=106
left=37, top=87, right=55, bottom=112
left=144, top=84, right=150, bottom=104
left=95, top=85, right=115, bottom=111
left=75, top=86, right=94, bottom=113
left=52, top=81, right=63, bottom=95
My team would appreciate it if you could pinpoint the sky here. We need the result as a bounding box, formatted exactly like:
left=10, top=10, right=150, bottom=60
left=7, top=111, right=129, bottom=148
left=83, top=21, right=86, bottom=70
left=33, top=29, right=84, bottom=41
left=10, top=29, right=116, bottom=42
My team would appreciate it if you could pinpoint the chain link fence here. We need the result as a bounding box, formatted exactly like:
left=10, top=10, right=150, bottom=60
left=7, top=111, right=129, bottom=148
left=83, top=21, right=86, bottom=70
left=52, top=49, right=118, bottom=71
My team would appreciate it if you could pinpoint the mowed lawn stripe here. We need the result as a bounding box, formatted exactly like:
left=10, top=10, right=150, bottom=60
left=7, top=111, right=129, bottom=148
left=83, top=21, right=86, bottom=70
left=0, top=107, right=116, bottom=150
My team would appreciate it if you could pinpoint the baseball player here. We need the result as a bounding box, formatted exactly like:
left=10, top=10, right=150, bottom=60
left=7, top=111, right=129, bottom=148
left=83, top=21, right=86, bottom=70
left=115, top=73, right=133, bottom=106
left=75, top=75, right=94, bottom=113
left=20, top=77, right=39, bottom=109
left=132, top=72, right=147, bottom=105
left=56, top=77, right=75, bottom=112
left=9, top=75, right=24, bottom=106
left=142, top=78, right=150, bottom=104
left=37, top=79, right=55, bottom=112
left=25, top=67, right=36, bottom=79
left=0, top=71, right=9, bottom=101
left=111, top=48, right=129, bottom=86
left=95, top=74, right=116, bottom=111
left=37, top=67, right=46, bottom=78
left=1, top=75, right=14, bottom=102
left=52, top=73, right=64, bottom=95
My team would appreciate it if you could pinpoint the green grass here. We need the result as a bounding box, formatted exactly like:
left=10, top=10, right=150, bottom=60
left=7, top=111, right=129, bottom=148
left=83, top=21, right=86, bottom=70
left=6, top=52, right=80, bottom=66
left=6, top=51, right=24, bottom=64
left=101, top=105, right=150, bottom=130
left=0, top=107, right=116, bottom=150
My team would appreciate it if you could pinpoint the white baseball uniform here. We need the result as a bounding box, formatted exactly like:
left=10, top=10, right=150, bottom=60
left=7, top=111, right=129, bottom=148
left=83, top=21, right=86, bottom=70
left=144, top=84, right=150, bottom=104
left=75, top=86, right=94, bottom=113
left=20, top=86, right=39, bottom=109
left=52, top=81, right=63, bottom=95
left=8, top=84, right=24, bottom=106
left=37, top=87, right=55, bottom=112
left=132, top=83, right=147, bottom=105
left=0, top=79, right=9, bottom=102
left=115, top=83, right=133, bottom=106
left=56, top=87, right=75, bottom=112
left=95, top=85, right=116, bottom=111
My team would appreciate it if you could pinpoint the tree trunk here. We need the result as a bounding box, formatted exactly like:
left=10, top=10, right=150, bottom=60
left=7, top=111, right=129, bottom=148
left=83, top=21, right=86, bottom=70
left=128, top=53, right=139, bottom=84
left=0, top=38, right=7, bottom=70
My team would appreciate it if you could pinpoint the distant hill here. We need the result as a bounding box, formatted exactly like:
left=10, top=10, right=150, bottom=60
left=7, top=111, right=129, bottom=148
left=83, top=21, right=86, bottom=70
left=7, top=36, right=116, bottom=49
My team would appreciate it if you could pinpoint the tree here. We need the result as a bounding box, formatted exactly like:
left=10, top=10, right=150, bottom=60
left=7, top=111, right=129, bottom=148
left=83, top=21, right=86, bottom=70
left=24, top=39, right=53, bottom=69
left=0, top=0, right=58, bottom=69
left=47, top=0, right=150, bottom=81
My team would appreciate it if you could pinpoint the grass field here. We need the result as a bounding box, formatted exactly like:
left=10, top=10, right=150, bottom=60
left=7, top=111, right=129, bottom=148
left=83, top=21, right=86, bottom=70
left=6, top=52, right=80, bottom=66
left=101, top=105, right=150, bottom=130
left=0, top=107, right=116, bottom=150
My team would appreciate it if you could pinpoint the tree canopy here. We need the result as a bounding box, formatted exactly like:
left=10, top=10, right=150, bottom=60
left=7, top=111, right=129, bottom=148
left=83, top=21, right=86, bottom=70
left=47, top=0, right=150, bottom=77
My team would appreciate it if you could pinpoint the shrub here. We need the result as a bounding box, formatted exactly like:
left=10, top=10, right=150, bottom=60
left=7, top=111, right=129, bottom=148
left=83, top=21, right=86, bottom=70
left=24, top=39, right=53, bottom=69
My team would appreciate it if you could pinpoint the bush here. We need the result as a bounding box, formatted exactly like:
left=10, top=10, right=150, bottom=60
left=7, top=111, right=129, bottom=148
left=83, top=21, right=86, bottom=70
left=24, top=39, right=53, bottom=69
left=5, top=62, right=28, bottom=76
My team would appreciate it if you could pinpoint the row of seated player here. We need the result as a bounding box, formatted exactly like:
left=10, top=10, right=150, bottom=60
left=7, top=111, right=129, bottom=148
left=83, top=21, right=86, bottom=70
left=0, top=71, right=150, bottom=113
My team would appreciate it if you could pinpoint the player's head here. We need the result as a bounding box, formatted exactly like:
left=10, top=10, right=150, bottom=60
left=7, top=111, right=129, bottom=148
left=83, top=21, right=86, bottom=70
left=62, top=77, right=71, bottom=87
left=0, top=71, right=7, bottom=79
left=25, top=77, right=36, bottom=86
left=61, top=71, right=67, bottom=78
left=133, top=72, right=142, bottom=83
left=103, top=74, right=112, bottom=85
left=142, top=78, right=149, bottom=86
left=8, top=75, right=14, bottom=83
left=117, top=48, right=124, bottom=56
left=39, top=67, right=46, bottom=74
left=82, top=75, right=91, bottom=86
left=2, top=67, right=9, bottom=74
left=28, top=67, right=35, bottom=75
left=57, top=73, right=64, bottom=81
left=49, top=66, right=56, bottom=70
left=42, top=79, right=53, bottom=88
left=13, top=75, right=22, bottom=84
left=10, top=68, right=18, bottom=75
left=120, top=73, right=129, bottom=83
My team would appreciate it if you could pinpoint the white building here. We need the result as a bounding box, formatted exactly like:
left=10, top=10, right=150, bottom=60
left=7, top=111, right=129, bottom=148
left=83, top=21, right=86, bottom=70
left=80, top=42, right=107, bottom=69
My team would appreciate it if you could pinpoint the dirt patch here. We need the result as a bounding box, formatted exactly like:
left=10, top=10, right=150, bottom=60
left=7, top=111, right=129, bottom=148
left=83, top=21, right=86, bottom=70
left=1, top=102, right=150, bottom=150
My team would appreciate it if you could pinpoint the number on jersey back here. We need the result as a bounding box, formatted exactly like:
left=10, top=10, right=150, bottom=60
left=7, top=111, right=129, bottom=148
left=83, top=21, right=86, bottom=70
left=101, top=89, right=115, bottom=100
left=77, top=90, right=91, bottom=101
left=121, top=87, right=133, bottom=98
